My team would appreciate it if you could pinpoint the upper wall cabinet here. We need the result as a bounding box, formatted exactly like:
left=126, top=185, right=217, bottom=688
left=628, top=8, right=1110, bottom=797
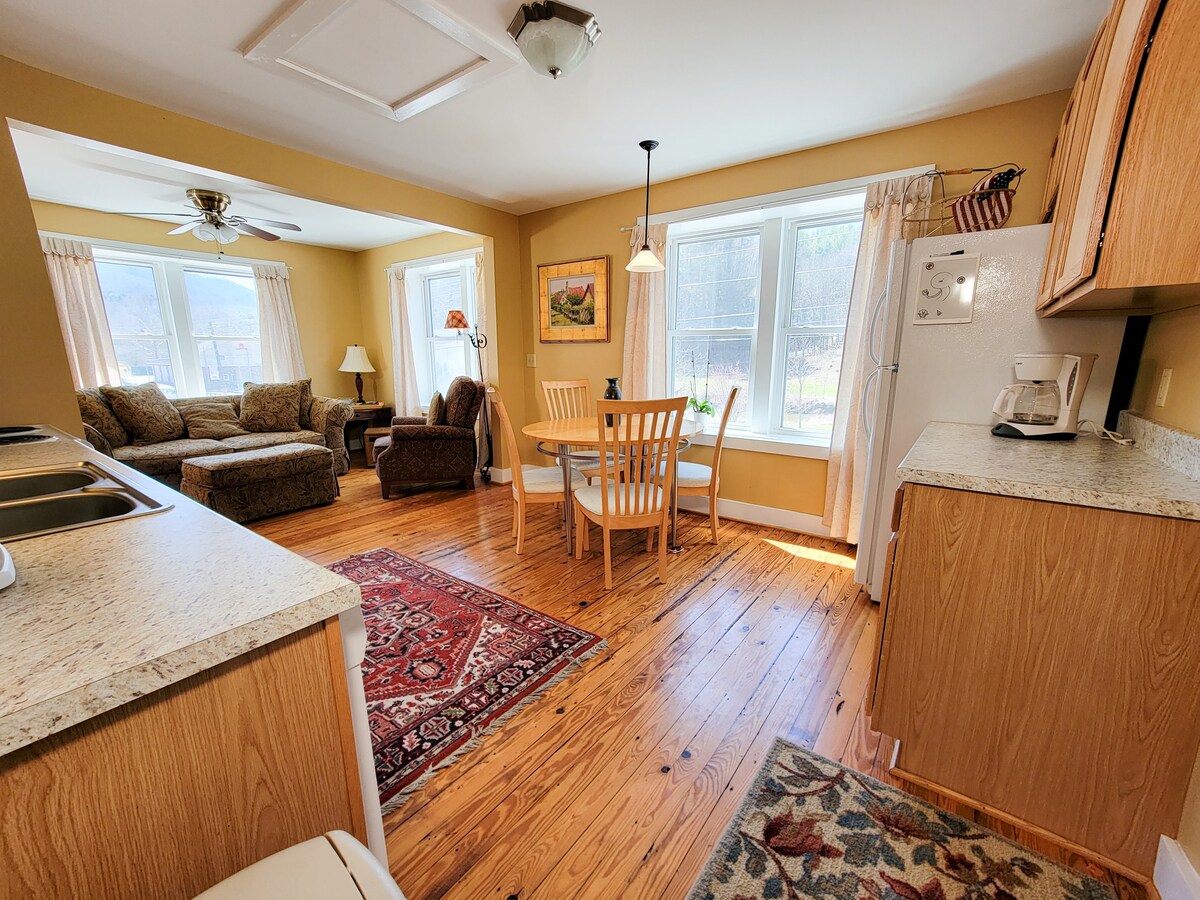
left=1039, top=0, right=1200, bottom=316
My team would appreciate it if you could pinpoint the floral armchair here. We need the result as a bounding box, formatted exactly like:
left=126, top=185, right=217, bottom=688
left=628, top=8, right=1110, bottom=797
left=374, top=376, right=486, bottom=498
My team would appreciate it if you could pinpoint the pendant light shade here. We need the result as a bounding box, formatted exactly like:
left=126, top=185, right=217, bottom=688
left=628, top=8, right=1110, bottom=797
left=626, top=139, right=665, bottom=273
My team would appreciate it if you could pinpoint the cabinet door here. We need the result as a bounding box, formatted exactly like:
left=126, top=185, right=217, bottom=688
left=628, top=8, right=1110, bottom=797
left=1048, top=0, right=1162, bottom=302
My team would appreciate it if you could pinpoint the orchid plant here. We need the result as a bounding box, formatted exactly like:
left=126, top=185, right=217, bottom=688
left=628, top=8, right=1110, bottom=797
left=689, top=352, right=715, bottom=416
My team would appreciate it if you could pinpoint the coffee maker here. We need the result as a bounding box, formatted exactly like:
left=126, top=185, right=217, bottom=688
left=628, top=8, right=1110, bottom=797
left=991, top=352, right=1097, bottom=440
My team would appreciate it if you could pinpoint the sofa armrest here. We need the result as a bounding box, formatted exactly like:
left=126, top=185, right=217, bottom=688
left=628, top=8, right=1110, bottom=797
left=82, top=423, right=114, bottom=457
left=310, top=395, right=354, bottom=475
left=392, top=416, right=425, bottom=426
left=390, top=424, right=475, bottom=442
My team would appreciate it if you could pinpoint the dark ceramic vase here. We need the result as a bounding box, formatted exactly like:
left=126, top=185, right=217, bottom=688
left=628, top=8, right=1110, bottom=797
left=604, top=377, right=621, bottom=425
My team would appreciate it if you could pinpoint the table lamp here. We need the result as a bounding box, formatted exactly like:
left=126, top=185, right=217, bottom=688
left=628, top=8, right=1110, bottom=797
left=338, top=344, right=376, bottom=404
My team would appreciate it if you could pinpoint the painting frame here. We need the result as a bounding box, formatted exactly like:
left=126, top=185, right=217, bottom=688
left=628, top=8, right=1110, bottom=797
left=538, top=256, right=611, bottom=343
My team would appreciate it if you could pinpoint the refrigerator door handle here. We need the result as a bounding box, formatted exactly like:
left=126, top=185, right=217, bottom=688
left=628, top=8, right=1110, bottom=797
left=867, top=288, right=889, bottom=366
left=861, top=364, right=899, bottom=442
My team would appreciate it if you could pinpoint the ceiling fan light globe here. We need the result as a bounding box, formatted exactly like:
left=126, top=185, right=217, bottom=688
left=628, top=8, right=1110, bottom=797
left=216, top=224, right=240, bottom=243
left=192, top=221, right=220, bottom=242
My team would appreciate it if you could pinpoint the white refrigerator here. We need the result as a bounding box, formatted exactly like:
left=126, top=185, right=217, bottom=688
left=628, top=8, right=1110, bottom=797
left=855, top=224, right=1128, bottom=599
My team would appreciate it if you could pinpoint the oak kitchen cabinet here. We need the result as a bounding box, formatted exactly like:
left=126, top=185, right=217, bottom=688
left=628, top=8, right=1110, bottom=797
left=869, top=425, right=1200, bottom=881
left=1039, top=0, right=1200, bottom=316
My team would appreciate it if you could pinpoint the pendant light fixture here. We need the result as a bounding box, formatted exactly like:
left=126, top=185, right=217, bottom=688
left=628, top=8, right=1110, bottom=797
left=507, top=2, right=601, bottom=80
left=626, top=139, right=665, bottom=273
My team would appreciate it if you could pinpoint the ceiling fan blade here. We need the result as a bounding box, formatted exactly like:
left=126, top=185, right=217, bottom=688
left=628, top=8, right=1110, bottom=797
left=166, top=222, right=197, bottom=235
left=106, top=211, right=196, bottom=217
left=236, top=222, right=280, bottom=241
left=238, top=217, right=301, bottom=231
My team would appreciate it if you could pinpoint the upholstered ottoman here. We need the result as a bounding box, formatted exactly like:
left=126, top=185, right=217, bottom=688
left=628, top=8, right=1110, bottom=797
left=181, top=443, right=337, bottom=523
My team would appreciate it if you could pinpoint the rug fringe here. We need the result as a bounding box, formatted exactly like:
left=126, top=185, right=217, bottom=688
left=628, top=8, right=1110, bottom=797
left=379, top=638, right=607, bottom=815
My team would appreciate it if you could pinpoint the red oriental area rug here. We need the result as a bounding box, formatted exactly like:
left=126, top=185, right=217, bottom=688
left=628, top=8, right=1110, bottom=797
left=329, top=548, right=604, bottom=812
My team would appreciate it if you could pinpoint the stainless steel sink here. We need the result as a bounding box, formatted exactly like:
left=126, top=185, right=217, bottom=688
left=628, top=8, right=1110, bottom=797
left=0, top=461, right=172, bottom=541
left=0, top=468, right=99, bottom=502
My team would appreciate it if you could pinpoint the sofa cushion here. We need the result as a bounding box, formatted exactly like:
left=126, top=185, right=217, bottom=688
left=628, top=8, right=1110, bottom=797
left=180, top=402, right=249, bottom=440
left=76, top=388, right=128, bottom=449
left=101, top=383, right=185, bottom=444
left=426, top=391, right=445, bottom=426
left=219, top=430, right=324, bottom=451
left=240, top=381, right=302, bottom=433
left=444, top=376, right=481, bottom=429
left=113, top=438, right=233, bottom=476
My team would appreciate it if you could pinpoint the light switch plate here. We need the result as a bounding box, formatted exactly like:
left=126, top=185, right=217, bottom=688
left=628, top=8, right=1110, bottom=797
left=1157, top=368, right=1173, bottom=406
left=526, top=354, right=537, bottom=368
left=912, top=253, right=980, bottom=325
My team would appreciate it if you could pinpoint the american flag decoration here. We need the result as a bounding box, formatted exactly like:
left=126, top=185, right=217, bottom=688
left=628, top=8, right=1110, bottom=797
left=950, top=168, right=1021, bottom=233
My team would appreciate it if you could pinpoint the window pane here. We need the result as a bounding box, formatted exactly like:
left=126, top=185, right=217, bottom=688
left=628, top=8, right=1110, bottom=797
left=674, top=234, right=760, bottom=330
left=789, top=221, right=861, bottom=328
left=427, top=274, right=464, bottom=337
left=95, top=262, right=166, bottom=335
left=195, top=339, right=262, bottom=395
left=671, top=336, right=751, bottom=427
left=430, top=338, right=467, bottom=394
left=183, top=270, right=259, bottom=337
left=111, top=338, right=177, bottom=397
left=782, top=333, right=844, bottom=434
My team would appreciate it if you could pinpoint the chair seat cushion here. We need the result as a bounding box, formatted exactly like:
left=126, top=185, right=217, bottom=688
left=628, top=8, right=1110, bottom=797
left=522, top=465, right=585, bottom=494
left=181, top=443, right=333, bottom=489
left=113, top=438, right=232, bottom=476
left=219, top=430, right=324, bottom=451
left=663, top=460, right=714, bottom=489
left=574, top=482, right=663, bottom=516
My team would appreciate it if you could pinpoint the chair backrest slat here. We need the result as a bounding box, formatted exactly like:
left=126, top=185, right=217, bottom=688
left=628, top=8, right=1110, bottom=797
left=596, top=397, right=686, bottom=518
left=487, top=388, right=524, bottom=496
left=542, top=379, right=592, bottom=420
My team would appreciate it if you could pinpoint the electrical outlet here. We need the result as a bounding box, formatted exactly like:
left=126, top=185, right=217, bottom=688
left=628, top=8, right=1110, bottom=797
left=1156, top=368, right=1173, bottom=407
left=526, top=354, right=537, bottom=368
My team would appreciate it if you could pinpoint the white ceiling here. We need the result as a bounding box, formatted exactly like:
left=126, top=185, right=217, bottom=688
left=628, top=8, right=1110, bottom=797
left=0, top=0, right=1109, bottom=216
left=11, top=127, right=441, bottom=251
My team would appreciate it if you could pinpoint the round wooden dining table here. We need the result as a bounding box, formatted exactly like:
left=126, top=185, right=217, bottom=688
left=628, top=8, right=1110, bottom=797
left=521, top=416, right=703, bottom=556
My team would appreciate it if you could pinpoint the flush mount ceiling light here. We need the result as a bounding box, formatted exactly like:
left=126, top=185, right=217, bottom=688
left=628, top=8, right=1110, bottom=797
left=627, top=140, right=665, bottom=273
left=507, top=1, right=600, bottom=80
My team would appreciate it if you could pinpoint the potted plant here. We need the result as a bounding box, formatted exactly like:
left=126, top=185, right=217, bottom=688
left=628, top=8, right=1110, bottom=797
left=689, top=354, right=715, bottom=431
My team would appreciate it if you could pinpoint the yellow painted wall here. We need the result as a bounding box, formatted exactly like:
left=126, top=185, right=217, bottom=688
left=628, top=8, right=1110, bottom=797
left=30, top=201, right=364, bottom=400
left=355, top=232, right=483, bottom=408
left=517, top=91, right=1070, bottom=517
left=0, top=55, right=526, bottom=439
left=1131, top=305, right=1200, bottom=434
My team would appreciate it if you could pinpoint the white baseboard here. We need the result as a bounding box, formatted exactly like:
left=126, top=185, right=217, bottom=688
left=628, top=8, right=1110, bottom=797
left=1156, top=836, right=1200, bottom=900
left=488, top=467, right=513, bottom=485
left=677, top=496, right=830, bottom=538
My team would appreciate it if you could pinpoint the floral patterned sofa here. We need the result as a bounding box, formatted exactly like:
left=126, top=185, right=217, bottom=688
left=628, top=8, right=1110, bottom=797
left=77, top=384, right=353, bottom=488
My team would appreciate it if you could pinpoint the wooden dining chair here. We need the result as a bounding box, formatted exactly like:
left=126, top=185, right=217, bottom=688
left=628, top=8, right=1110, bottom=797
left=675, top=386, right=739, bottom=544
left=573, top=397, right=686, bottom=590
left=541, top=378, right=604, bottom=482
left=490, top=388, right=584, bottom=555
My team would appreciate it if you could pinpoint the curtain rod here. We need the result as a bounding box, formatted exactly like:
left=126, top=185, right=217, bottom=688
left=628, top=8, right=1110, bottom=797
left=37, top=230, right=294, bottom=269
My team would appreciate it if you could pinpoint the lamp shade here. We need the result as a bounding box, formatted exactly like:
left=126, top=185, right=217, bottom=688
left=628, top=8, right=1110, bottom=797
left=507, top=2, right=600, bottom=80
left=626, top=246, right=665, bottom=273
left=338, top=344, right=376, bottom=373
left=444, top=309, right=470, bottom=330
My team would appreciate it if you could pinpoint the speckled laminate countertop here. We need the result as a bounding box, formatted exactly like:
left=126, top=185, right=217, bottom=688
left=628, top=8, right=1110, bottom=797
left=897, top=421, right=1200, bottom=521
left=0, top=427, right=360, bottom=757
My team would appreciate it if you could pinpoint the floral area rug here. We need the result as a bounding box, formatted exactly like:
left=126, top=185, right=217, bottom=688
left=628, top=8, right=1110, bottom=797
left=328, top=548, right=604, bottom=812
left=688, top=738, right=1114, bottom=900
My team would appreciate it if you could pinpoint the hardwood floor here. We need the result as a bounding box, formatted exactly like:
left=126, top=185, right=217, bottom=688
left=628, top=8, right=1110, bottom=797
left=252, top=468, right=1148, bottom=900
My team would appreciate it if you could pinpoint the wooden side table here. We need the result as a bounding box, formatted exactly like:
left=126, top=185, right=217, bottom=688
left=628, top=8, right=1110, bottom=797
left=344, top=405, right=393, bottom=467
left=363, top=426, right=391, bottom=467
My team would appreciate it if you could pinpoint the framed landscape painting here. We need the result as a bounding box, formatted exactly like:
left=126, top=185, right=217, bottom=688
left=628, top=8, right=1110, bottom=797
left=538, top=256, right=610, bottom=343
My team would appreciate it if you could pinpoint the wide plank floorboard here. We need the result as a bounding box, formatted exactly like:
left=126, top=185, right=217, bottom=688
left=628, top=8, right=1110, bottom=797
left=252, top=468, right=1148, bottom=900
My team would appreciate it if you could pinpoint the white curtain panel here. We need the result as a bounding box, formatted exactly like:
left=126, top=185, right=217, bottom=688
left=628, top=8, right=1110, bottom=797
left=41, top=236, right=121, bottom=389
left=388, top=267, right=423, bottom=417
left=251, top=264, right=307, bottom=382
left=621, top=223, right=669, bottom=399
left=823, top=175, right=932, bottom=544
left=473, top=250, right=489, bottom=384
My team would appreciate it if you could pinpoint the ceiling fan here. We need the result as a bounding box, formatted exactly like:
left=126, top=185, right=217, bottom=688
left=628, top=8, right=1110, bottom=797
left=111, top=189, right=302, bottom=243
